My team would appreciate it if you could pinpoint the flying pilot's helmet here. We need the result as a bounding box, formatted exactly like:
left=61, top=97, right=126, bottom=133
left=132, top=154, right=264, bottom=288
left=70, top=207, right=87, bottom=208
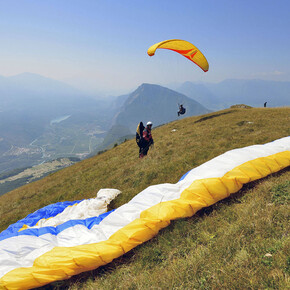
left=147, top=121, right=153, bottom=127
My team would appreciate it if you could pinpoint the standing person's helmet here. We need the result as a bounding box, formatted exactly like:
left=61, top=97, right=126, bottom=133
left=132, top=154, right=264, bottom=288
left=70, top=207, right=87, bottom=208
left=147, top=121, right=153, bottom=126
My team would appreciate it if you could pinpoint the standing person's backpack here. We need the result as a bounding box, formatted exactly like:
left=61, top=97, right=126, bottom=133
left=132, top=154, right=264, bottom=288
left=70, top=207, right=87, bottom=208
left=136, top=122, right=145, bottom=148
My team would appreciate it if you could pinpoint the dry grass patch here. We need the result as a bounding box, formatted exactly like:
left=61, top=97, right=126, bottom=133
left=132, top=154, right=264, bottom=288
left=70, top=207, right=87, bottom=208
left=0, top=107, right=289, bottom=289
left=1, top=108, right=289, bottom=230
left=61, top=170, right=289, bottom=289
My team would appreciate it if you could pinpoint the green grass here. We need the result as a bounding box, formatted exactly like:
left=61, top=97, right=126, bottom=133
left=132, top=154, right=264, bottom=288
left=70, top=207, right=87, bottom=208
left=58, top=171, right=290, bottom=290
left=0, top=107, right=289, bottom=289
left=271, top=180, right=290, bottom=205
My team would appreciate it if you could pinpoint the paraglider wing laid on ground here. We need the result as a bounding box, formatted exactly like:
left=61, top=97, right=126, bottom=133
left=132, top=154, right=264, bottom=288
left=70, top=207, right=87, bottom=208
left=136, top=121, right=145, bottom=147
left=0, top=137, right=289, bottom=289
left=147, top=39, right=209, bottom=72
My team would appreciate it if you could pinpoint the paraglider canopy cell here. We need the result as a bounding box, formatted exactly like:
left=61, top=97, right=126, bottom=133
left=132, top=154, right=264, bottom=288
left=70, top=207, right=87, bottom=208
left=147, top=39, right=209, bottom=72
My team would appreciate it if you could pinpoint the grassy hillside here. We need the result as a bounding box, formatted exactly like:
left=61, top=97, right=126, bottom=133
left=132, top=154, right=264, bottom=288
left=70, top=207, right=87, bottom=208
left=0, top=107, right=289, bottom=289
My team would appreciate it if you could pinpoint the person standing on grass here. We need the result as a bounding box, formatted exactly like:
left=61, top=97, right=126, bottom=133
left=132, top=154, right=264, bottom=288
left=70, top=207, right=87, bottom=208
left=139, top=121, right=154, bottom=158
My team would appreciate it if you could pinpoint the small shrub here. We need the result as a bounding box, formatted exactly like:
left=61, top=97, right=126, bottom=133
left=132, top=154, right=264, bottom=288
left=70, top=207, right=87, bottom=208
left=147, top=248, right=166, bottom=265
left=261, top=256, right=273, bottom=268
left=230, top=104, right=252, bottom=109
left=236, top=121, right=247, bottom=126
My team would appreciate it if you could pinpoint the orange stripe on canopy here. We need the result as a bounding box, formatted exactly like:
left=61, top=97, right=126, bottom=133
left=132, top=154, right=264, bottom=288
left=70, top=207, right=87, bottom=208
left=147, top=39, right=209, bottom=72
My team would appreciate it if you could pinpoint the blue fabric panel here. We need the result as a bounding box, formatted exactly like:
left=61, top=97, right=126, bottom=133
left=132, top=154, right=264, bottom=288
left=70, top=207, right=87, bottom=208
left=0, top=210, right=114, bottom=241
left=0, top=200, right=83, bottom=238
left=178, top=170, right=191, bottom=181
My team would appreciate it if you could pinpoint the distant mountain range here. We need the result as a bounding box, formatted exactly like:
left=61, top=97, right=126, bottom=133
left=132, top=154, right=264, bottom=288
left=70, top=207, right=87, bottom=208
left=113, top=83, right=211, bottom=132
left=0, top=73, right=289, bottom=175
left=93, top=83, right=211, bottom=152
left=0, top=73, right=114, bottom=173
left=0, top=72, right=112, bottom=124
left=176, top=79, right=290, bottom=110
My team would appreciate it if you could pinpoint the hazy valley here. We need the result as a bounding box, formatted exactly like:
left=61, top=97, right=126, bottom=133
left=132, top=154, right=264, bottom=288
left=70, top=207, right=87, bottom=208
left=0, top=107, right=289, bottom=289
left=0, top=73, right=289, bottom=195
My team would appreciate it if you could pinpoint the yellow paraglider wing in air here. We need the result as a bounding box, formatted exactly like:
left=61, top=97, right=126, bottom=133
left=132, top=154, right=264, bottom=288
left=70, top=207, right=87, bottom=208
left=147, top=39, right=209, bottom=72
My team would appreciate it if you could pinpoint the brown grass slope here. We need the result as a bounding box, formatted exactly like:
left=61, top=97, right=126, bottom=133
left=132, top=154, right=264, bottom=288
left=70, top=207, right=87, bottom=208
left=0, top=107, right=289, bottom=289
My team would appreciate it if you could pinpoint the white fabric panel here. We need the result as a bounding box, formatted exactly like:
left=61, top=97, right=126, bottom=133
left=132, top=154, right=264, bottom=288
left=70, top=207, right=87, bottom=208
left=31, top=188, right=121, bottom=228
left=0, top=137, right=289, bottom=277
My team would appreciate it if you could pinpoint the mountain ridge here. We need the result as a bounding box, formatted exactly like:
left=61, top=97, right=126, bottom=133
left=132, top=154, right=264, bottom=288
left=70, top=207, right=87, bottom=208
left=92, top=83, right=211, bottom=153
left=0, top=73, right=114, bottom=172
left=176, top=79, right=290, bottom=110
left=113, top=83, right=211, bottom=133
left=1, top=73, right=289, bottom=174
left=0, top=107, right=289, bottom=288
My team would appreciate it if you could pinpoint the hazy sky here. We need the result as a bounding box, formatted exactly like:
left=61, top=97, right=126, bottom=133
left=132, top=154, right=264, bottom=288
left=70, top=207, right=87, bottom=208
left=1, top=0, right=289, bottom=95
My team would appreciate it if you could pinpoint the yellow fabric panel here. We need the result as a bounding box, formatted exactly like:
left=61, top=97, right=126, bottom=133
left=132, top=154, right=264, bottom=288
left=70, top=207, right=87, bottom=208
left=141, top=199, right=194, bottom=221
left=147, top=39, right=209, bottom=72
left=272, top=151, right=290, bottom=168
left=109, top=218, right=169, bottom=253
left=147, top=39, right=195, bottom=55
left=1, top=151, right=289, bottom=289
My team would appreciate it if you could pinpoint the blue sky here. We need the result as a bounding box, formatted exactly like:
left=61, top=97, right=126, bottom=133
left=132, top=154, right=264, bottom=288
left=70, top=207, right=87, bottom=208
left=0, top=0, right=289, bottom=95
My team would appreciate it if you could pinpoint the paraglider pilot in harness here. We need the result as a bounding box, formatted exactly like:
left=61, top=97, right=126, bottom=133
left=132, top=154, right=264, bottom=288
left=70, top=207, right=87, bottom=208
left=178, top=104, right=186, bottom=116
left=136, top=121, right=154, bottom=158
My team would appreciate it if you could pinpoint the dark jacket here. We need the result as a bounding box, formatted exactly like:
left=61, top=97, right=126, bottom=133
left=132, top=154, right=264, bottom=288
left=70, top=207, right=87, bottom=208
left=143, top=127, right=153, bottom=145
